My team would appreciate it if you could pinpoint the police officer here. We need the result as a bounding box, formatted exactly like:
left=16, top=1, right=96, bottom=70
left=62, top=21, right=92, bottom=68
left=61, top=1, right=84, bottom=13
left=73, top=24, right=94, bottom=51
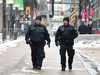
left=55, top=17, right=78, bottom=71
left=25, top=16, right=51, bottom=70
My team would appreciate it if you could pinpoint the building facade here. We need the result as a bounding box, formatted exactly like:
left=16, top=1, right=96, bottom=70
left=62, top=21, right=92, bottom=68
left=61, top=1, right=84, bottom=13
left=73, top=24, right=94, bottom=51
left=91, top=0, right=100, bottom=34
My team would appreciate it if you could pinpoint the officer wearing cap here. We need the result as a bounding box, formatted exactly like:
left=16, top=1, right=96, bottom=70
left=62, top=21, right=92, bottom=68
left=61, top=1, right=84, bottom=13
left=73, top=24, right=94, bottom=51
left=55, top=17, right=78, bottom=71
left=25, top=16, right=51, bottom=70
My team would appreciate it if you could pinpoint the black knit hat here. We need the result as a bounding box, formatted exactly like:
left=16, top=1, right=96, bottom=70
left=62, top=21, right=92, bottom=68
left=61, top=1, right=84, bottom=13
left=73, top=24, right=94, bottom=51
left=35, top=16, right=42, bottom=21
left=63, top=17, right=69, bottom=22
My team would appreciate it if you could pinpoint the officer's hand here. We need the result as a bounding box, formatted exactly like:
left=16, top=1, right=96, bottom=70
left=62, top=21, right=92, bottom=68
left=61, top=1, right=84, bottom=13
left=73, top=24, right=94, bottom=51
left=47, top=42, right=50, bottom=48
left=26, top=40, right=30, bottom=44
left=55, top=41, right=59, bottom=46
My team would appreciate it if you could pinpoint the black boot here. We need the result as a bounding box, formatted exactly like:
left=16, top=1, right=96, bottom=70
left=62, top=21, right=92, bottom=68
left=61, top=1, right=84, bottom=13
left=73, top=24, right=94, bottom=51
left=62, top=67, right=65, bottom=71
left=62, top=65, right=65, bottom=71
left=37, top=66, right=41, bottom=70
left=33, top=66, right=37, bottom=69
left=69, top=65, right=72, bottom=70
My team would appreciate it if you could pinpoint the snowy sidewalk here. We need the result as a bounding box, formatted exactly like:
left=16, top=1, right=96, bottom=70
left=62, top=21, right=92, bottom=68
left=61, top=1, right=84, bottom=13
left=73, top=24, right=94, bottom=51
left=0, top=36, right=90, bottom=75
left=0, top=36, right=100, bottom=75
left=0, top=36, right=25, bottom=54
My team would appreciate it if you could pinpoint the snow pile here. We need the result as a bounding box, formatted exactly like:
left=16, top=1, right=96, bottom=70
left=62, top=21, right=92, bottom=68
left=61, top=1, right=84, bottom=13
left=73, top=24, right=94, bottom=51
left=0, top=36, right=25, bottom=54
left=74, top=39, right=100, bottom=48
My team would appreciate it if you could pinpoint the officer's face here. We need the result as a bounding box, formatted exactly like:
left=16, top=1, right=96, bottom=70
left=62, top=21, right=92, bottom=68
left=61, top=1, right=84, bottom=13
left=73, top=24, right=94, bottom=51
left=36, top=19, right=41, bottom=24
left=63, top=20, right=68, bottom=25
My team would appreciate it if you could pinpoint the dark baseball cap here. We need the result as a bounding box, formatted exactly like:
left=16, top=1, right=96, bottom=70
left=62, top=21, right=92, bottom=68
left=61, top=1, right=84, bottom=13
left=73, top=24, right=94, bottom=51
left=63, top=17, right=69, bottom=22
left=35, top=16, right=42, bottom=21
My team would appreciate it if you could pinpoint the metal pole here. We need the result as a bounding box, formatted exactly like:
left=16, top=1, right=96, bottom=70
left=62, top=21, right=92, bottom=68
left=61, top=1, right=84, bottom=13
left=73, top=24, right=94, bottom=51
left=2, top=0, right=6, bottom=43
left=9, top=4, right=13, bottom=40
left=14, top=7, right=18, bottom=40
left=46, top=11, right=51, bottom=29
left=78, top=0, right=82, bottom=28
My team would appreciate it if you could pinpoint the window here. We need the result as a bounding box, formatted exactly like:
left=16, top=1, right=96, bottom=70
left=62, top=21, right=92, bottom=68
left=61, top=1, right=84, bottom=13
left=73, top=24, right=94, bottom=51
left=95, top=11, right=96, bottom=19
left=54, top=11, right=58, bottom=15
left=62, top=4, right=70, bottom=11
left=93, top=4, right=95, bottom=10
left=92, top=21, right=95, bottom=28
left=71, top=3, right=75, bottom=7
left=97, top=19, right=99, bottom=28
left=96, top=10, right=98, bottom=18
left=98, top=9, right=100, bottom=18
left=99, top=19, right=100, bottom=28
left=54, top=0, right=62, bottom=2
left=75, top=8, right=79, bottom=11
left=47, top=4, right=52, bottom=11
left=75, top=0, right=79, bottom=3
left=98, top=0, right=100, bottom=7
left=71, top=0, right=75, bottom=3
left=97, top=0, right=98, bottom=8
left=62, top=0, right=71, bottom=3
left=93, top=12, right=95, bottom=20
left=54, top=4, right=59, bottom=11
left=75, top=3, right=79, bottom=8
left=47, top=0, right=50, bottom=2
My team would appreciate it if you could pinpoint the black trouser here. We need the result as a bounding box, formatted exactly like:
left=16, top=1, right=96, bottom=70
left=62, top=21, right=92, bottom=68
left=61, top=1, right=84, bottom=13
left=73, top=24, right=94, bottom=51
left=60, top=42, right=75, bottom=68
left=30, top=42, right=45, bottom=67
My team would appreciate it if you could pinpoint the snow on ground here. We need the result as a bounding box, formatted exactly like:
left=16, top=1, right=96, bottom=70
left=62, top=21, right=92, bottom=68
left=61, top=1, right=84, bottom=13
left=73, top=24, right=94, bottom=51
left=0, top=36, right=25, bottom=54
left=74, top=39, right=100, bottom=48
left=0, top=36, right=100, bottom=74
left=74, top=39, right=100, bottom=75
left=0, top=36, right=100, bottom=54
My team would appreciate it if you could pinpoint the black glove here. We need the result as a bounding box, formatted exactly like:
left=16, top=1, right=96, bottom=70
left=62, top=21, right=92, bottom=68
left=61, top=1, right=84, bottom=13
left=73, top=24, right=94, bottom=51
left=26, top=40, right=30, bottom=44
left=47, top=42, right=50, bottom=48
left=55, top=41, right=59, bottom=46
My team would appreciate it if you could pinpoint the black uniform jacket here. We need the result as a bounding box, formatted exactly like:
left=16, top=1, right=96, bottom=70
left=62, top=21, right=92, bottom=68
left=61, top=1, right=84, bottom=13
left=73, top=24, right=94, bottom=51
left=25, top=24, right=50, bottom=43
left=55, top=24, right=78, bottom=45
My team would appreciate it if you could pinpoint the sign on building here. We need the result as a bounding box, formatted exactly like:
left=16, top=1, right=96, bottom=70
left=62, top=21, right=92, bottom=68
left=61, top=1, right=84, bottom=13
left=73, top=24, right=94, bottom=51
left=26, top=7, right=30, bottom=14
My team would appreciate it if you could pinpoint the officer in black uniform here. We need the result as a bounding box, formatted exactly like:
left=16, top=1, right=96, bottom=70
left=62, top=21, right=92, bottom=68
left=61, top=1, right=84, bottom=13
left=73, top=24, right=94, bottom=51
left=25, top=16, right=50, bottom=70
left=55, top=17, right=78, bottom=71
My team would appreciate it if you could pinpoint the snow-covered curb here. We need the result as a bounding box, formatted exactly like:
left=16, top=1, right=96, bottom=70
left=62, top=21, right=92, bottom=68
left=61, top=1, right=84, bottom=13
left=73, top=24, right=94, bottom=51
left=0, top=36, right=25, bottom=54
left=74, top=39, right=100, bottom=48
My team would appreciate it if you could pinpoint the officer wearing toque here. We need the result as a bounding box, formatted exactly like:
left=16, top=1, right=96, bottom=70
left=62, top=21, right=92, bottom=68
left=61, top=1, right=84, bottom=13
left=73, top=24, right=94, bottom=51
left=55, top=17, right=78, bottom=71
left=25, top=16, right=51, bottom=70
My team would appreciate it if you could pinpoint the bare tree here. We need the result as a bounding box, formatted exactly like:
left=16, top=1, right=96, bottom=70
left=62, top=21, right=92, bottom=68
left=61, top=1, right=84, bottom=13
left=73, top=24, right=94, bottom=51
left=0, top=4, right=18, bottom=40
